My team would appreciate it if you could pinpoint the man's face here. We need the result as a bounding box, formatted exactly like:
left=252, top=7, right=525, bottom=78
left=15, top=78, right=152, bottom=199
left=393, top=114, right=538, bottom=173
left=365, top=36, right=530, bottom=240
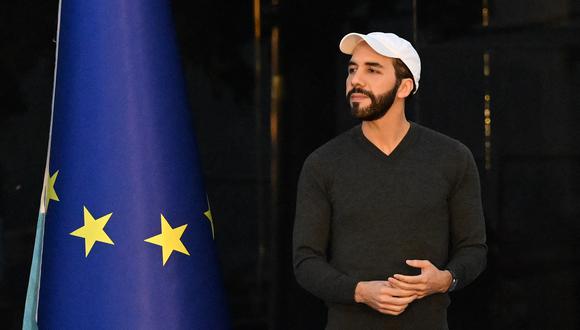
left=345, top=42, right=400, bottom=121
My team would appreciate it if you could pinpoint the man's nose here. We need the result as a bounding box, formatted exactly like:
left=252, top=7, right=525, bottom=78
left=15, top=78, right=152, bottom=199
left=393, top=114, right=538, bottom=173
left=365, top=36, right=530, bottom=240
left=350, top=71, right=365, bottom=87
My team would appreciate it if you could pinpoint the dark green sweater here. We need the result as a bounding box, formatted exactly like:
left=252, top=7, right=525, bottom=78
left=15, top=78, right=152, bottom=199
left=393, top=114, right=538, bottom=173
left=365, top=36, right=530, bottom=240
left=293, top=122, right=487, bottom=330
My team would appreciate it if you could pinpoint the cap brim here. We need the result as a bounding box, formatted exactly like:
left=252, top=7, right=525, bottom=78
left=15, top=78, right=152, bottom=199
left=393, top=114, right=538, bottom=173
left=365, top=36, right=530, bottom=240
left=339, top=33, right=398, bottom=58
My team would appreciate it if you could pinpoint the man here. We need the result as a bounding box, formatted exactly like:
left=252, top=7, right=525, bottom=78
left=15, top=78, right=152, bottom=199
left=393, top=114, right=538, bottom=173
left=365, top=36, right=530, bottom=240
left=293, top=32, right=487, bottom=329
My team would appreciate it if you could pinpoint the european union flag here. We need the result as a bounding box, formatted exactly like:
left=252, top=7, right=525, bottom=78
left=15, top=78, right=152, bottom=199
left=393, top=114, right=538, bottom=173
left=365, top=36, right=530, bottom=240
left=23, top=0, right=230, bottom=328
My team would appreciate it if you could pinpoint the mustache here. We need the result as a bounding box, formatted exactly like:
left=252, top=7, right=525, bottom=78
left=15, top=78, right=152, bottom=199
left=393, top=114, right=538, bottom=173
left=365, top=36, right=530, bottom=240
left=347, top=88, right=375, bottom=100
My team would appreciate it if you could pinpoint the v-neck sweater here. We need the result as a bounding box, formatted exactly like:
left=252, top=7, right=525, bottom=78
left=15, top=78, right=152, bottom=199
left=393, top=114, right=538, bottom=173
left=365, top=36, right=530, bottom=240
left=293, top=122, right=487, bottom=329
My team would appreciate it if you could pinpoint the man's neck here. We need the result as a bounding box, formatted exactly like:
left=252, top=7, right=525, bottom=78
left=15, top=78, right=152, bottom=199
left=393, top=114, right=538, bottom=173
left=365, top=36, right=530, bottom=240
left=361, top=102, right=410, bottom=156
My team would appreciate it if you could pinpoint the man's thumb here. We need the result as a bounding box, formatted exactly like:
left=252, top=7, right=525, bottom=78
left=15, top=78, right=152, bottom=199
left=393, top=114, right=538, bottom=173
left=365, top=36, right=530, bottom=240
left=406, top=259, right=430, bottom=268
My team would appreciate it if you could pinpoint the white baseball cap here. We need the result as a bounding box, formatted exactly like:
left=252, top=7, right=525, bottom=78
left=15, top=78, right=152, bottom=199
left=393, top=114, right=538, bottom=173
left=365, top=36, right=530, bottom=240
left=339, top=32, right=421, bottom=93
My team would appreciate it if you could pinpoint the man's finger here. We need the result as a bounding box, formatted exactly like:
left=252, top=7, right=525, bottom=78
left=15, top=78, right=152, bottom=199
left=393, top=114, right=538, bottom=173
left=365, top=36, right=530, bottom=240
left=378, top=305, right=407, bottom=315
left=388, top=278, right=427, bottom=294
left=379, top=294, right=416, bottom=306
left=379, top=309, right=403, bottom=316
left=406, top=259, right=432, bottom=269
left=392, top=273, right=424, bottom=284
left=387, top=277, right=419, bottom=291
left=382, top=284, right=418, bottom=298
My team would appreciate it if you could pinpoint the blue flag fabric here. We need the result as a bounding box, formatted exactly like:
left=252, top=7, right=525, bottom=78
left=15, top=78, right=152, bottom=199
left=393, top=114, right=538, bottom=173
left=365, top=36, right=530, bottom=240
left=33, top=0, right=230, bottom=328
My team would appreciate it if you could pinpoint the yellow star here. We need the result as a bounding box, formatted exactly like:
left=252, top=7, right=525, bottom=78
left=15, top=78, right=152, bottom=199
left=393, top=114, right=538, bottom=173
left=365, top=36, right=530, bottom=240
left=204, top=208, right=215, bottom=239
left=70, top=206, right=114, bottom=257
left=144, top=214, right=190, bottom=266
left=46, top=170, right=60, bottom=210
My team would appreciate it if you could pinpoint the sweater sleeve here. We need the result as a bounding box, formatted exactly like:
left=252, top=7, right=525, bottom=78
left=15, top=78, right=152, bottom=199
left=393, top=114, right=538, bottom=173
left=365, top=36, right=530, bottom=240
left=445, top=145, right=487, bottom=290
left=293, top=153, right=358, bottom=304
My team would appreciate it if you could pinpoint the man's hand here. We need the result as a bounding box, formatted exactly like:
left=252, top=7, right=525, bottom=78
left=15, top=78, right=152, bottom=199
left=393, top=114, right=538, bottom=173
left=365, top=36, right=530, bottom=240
left=387, top=260, right=452, bottom=299
left=354, top=280, right=418, bottom=316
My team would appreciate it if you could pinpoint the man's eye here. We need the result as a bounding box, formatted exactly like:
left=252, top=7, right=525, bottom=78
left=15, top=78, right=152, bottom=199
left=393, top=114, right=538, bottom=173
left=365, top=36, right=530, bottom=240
left=348, top=67, right=356, bottom=74
left=368, top=68, right=376, bottom=73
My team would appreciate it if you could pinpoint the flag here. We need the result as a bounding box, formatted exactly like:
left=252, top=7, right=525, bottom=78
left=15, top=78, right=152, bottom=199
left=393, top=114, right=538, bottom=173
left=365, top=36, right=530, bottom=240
left=23, top=0, right=230, bottom=328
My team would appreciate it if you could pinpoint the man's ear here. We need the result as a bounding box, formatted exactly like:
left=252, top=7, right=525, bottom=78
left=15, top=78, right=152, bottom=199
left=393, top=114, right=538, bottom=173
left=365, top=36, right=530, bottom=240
left=397, top=78, right=414, bottom=98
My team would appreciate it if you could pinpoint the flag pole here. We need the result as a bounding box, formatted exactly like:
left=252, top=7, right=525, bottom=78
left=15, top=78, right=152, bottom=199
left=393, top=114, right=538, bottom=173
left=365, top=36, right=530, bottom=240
left=22, top=0, right=62, bottom=328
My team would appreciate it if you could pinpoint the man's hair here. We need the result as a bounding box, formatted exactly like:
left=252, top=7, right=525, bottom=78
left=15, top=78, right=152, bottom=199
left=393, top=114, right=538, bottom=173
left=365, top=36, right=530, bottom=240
left=393, top=58, right=416, bottom=98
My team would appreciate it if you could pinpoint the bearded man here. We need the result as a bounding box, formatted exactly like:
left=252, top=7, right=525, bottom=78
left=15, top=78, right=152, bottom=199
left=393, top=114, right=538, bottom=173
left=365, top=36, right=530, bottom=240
left=293, top=32, right=487, bottom=329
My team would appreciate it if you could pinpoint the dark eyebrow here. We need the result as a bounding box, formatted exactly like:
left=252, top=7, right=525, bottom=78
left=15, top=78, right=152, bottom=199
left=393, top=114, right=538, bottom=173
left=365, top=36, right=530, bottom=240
left=364, top=62, right=384, bottom=68
left=348, top=61, right=384, bottom=69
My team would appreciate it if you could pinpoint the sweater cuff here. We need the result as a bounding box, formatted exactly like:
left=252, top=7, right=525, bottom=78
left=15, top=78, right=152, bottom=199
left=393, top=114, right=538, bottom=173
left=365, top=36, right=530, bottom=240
left=340, top=277, right=360, bottom=303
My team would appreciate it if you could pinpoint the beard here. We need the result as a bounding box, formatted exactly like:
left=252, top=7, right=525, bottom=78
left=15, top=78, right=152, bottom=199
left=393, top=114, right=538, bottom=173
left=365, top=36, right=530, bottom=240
left=346, top=81, right=400, bottom=121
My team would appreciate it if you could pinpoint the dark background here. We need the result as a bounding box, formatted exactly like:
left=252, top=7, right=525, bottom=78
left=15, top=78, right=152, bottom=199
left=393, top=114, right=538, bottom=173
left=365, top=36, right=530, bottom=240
left=1, top=0, right=580, bottom=329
